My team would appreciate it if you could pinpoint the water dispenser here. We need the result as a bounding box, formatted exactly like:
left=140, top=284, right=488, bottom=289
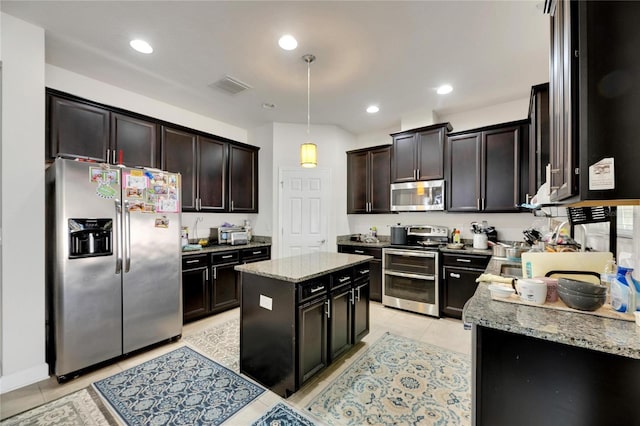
left=68, top=218, right=113, bottom=258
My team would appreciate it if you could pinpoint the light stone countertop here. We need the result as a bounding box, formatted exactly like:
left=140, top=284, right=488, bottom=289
left=234, top=252, right=372, bottom=283
left=463, top=256, right=640, bottom=359
left=182, top=242, right=271, bottom=256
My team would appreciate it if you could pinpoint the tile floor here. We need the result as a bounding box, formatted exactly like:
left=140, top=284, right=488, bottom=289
left=0, top=302, right=472, bottom=423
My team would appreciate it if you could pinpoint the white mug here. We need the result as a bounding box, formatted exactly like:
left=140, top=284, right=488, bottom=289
left=473, top=233, right=488, bottom=249
left=515, top=279, right=547, bottom=304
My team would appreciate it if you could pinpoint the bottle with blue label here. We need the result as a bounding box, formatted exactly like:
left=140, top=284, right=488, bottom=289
left=610, top=265, right=640, bottom=313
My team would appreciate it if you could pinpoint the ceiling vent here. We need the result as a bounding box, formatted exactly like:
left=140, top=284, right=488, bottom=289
left=210, top=75, right=252, bottom=95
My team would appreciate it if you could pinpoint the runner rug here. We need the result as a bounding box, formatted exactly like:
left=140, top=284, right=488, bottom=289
left=93, top=346, right=264, bottom=425
left=0, top=387, right=117, bottom=426
left=305, top=332, right=471, bottom=425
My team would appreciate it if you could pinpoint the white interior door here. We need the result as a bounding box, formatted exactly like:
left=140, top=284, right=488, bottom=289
left=279, top=168, right=331, bottom=258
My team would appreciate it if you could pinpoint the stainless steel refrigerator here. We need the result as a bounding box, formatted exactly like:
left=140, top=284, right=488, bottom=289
left=46, top=158, right=182, bottom=380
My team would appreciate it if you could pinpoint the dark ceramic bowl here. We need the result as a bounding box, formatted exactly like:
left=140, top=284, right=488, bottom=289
left=557, top=286, right=605, bottom=311
left=557, top=277, right=607, bottom=295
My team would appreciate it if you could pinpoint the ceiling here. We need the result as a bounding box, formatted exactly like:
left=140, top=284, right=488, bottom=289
left=1, top=1, right=550, bottom=136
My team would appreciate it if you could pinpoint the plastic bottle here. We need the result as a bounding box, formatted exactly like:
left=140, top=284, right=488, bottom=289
left=244, top=219, right=252, bottom=242
left=453, top=229, right=461, bottom=244
left=601, top=258, right=617, bottom=305
left=610, top=265, right=636, bottom=312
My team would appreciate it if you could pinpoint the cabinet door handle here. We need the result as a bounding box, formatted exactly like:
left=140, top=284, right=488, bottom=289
left=456, top=258, right=471, bottom=263
left=325, top=300, right=331, bottom=318
left=416, top=168, right=420, bottom=180
left=310, top=285, right=325, bottom=293
left=213, top=266, right=217, bottom=280
left=413, top=169, right=417, bottom=180
left=338, top=276, right=350, bottom=283
left=231, top=200, right=234, bottom=211
left=106, top=149, right=111, bottom=164
left=113, top=150, right=117, bottom=164
left=450, top=272, right=461, bottom=278
left=350, top=288, right=355, bottom=305
left=357, top=286, right=361, bottom=301
left=205, top=268, right=209, bottom=280
left=221, top=254, right=233, bottom=259
left=354, top=250, right=364, bottom=254
left=252, top=251, right=262, bottom=255
left=186, top=259, right=199, bottom=264
left=359, top=269, right=369, bottom=275
left=482, top=198, right=485, bottom=210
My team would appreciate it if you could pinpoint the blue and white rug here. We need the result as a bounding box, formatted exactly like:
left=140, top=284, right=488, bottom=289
left=93, top=346, right=264, bottom=425
left=251, top=402, right=316, bottom=426
left=306, top=332, right=471, bottom=425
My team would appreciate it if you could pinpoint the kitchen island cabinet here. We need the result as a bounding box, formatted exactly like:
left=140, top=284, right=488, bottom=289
left=236, top=252, right=372, bottom=397
left=464, top=257, right=640, bottom=426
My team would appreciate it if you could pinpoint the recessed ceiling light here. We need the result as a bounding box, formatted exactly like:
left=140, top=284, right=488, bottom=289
left=262, top=102, right=276, bottom=109
left=366, top=105, right=380, bottom=114
left=278, top=34, right=298, bottom=51
left=129, top=39, right=153, bottom=54
left=437, top=84, right=453, bottom=95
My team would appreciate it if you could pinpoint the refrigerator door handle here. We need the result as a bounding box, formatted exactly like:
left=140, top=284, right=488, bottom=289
left=124, top=200, right=131, bottom=272
left=114, top=199, right=123, bottom=273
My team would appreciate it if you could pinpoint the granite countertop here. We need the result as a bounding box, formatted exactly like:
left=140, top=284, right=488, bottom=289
left=234, top=252, right=372, bottom=283
left=182, top=241, right=271, bottom=256
left=463, top=256, right=640, bottom=359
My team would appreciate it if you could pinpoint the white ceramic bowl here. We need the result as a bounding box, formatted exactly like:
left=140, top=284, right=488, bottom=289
left=488, top=284, right=515, bottom=299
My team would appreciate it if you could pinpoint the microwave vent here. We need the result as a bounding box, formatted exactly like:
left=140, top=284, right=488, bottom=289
left=210, top=75, right=252, bottom=95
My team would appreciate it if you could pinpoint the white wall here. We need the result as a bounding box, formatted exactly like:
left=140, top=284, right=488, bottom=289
left=437, top=97, right=530, bottom=132
left=47, top=65, right=247, bottom=143
left=0, top=13, right=49, bottom=393
left=270, top=123, right=354, bottom=256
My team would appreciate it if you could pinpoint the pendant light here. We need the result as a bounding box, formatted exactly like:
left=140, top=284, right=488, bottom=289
left=300, top=54, right=317, bottom=168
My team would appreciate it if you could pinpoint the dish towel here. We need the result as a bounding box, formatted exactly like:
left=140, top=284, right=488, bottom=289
left=476, top=273, right=514, bottom=285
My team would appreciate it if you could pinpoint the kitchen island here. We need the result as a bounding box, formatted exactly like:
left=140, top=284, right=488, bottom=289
left=463, top=257, right=640, bottom=426
left=235, top=252, right=372, bottom=397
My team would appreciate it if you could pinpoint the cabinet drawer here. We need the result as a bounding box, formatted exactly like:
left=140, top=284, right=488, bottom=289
left=299, top=278, right=329, bottom=304
left=331, top=269, right=353, bottom=290
left=338, top=245, right=382, bottom=259
left=353, top=262, right=371, bottom=282
left=441, top=253, right=490, bottom=269
left=211, top=250, right=240, bottom=265
left=241, top=246, right=271, bottom=263
left=182, top=254, right=208, bottom=270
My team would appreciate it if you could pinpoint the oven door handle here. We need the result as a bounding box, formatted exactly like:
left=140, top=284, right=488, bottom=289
left=384, top=271, right=435, bottom=281
left=384, top=249, right=436, bottom=258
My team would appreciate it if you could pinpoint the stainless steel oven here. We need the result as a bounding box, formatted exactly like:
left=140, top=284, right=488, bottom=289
left=382, top=248, right=439, bottom=317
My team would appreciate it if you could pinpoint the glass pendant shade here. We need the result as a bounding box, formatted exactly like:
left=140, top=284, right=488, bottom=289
left=300, top=142, right=317, bottom=168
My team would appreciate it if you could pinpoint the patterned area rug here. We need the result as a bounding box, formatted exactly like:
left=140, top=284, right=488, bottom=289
left=93, top=346, right=264, bottom=425
left=306, top=332, right=471, bottom=425
left=0, top=387, right=117, bottom=426
left=184, top=318, right=239, bottom=371
left=251, top=402, right=316, bottom=426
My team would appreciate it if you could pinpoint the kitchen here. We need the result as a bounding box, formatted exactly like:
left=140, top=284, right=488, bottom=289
left=2, top=1, right=640, bottom=425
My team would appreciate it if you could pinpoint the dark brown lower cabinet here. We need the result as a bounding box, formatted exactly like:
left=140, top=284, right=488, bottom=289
left=211, top=262, right=239, bottom=312
left=182, top=255, right=209, bottom=322
left=298, top=297, right=328, bottom=384
left=240, top=263, right=370, bottom=397
left=441, top=253, right=490, bottom=319
left=329, top=284, right=353, bottom=361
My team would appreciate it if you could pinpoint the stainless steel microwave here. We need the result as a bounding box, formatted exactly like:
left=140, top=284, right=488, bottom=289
left=390, top=180, right=445, bottom=211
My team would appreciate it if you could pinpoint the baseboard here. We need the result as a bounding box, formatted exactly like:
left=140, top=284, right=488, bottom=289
left=0, top=363, right=49, bottom=394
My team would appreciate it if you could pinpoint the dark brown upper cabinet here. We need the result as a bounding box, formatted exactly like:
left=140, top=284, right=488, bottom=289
left=46, top=89, right=259, bottom=213
left=346, top=145, right=391, bottom=214
left=390, top=123, right=452, bottom=183
left=228, top=144, right=258, bottom=213
left=48, top=94, right=110, bottom=162
left=546, top=1, right=640, bottom=204
left=161, top=126, right=198, bottom=211
left=528, top=83, right=550, bottom=201
left=446, top=120, right=529, bottom=212
left=111, top=113, right=159, bottom=168
left=48, top=91, right=159, bottom=168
